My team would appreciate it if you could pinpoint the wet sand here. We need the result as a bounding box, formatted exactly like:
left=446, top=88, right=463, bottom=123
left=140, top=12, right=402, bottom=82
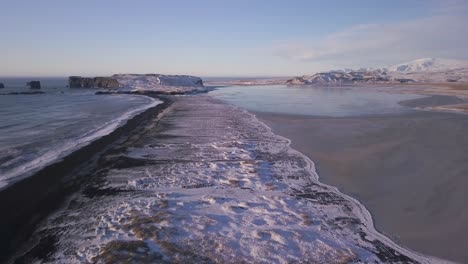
left=255, top=109, right=468, bottom=263
left=0, top=96, right=172, bottom=262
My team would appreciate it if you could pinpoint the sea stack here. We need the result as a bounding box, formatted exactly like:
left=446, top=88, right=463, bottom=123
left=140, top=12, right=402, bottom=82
left=0, top=83, right=4, bottom=88
left=27, top=81, right=41, bottom=89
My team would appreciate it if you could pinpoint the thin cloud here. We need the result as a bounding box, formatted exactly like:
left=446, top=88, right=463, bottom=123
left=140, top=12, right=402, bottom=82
left=273, top=3, right=468, bottom=67
left=431, top=0, right=468, bottom=15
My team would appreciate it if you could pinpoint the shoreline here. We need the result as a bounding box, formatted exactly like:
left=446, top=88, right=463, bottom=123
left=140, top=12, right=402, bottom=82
left=245, top=106, right=438, bottom=263
left=0, top=94, right=161, bottom=191
left=0, top=95, right=173, bottom=262
left=10, top=95, right=440, bottom=263
left=4, top=89, right=462, bottom=263
left=254, top=100, right=468, bottom=263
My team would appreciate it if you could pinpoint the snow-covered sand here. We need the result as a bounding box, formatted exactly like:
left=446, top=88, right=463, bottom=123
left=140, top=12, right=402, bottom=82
left=255, top=107, right=468, bottom=263
left=113, top=74, right=210, bottom=94
left=14, top=95, right=448, bottom=263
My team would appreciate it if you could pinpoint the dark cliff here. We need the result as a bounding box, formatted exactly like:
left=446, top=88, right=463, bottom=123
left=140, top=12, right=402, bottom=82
left=68, top=76, right=119, bottom=88
left=27, top=81, right=41, bottom=89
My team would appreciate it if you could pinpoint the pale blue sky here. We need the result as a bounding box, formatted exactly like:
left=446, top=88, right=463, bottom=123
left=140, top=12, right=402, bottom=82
left=1, top=0, right=467, bottom=77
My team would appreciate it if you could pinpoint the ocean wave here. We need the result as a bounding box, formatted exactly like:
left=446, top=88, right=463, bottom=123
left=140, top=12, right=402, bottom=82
left=0, top=95, right=161, bottom=190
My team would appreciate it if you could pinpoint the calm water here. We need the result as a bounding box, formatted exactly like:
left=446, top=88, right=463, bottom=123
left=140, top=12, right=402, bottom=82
left=210, top=85, right=424, bottom=117
left=0, top=78, right=159, bottom=189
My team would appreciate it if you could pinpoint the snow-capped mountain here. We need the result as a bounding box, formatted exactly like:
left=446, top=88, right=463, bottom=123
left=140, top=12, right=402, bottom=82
left=285, top=69, right=417, bottom=85
left=388, top=58, right=468, bottom=72
left=285, top=58, right=468, bottom=85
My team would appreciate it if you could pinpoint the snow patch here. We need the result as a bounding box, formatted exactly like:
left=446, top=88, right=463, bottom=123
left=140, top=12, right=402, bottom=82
left=112, top=74, right=207, bottom=94
left=388, top=58, right=468, bottom=72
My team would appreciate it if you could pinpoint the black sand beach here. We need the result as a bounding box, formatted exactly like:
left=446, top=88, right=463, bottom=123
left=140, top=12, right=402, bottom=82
left=256, top=104, right=468, bottom=263
left=5, top=95, right=433, bottom=263
left=0, top=96, right=173, bottom=262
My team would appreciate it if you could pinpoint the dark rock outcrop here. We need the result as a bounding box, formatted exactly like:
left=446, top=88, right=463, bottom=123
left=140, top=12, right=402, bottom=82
left=93, top=77, right=120, bottom=88
left=68, top=76, right=94, bottom=88
left=446, top=77, right=460, bottom=82
left=0, top=83, right=4, bottom=88
left=394, top=78, right=415, bottom=83
left=27, top=81, right=41, bottom=89
left=68, top=76, right=119, bottom=88
left=286, top=76, right=308, bottom=85
left=194, top=78, right=203, bottom=86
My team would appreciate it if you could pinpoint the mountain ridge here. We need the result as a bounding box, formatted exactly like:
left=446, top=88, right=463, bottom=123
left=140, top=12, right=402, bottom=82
left=387, top=58, right=468, bottom=73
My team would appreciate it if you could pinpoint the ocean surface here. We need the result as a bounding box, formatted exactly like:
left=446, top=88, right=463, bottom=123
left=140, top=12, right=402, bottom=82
left=0, top=78, right=159, bottom=189
left=210, top=85, right=424, bottom=117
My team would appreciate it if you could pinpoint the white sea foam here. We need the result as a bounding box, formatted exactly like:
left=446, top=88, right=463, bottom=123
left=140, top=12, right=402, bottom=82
left=0, top=95, right=160, bottom=190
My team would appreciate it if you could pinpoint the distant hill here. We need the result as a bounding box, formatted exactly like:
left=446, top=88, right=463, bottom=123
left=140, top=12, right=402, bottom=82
left=388, top=58, right=468, bottom=72
left=285, top=70, right=399, bottom=85
left=285, top=58, right=468, bottom=85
